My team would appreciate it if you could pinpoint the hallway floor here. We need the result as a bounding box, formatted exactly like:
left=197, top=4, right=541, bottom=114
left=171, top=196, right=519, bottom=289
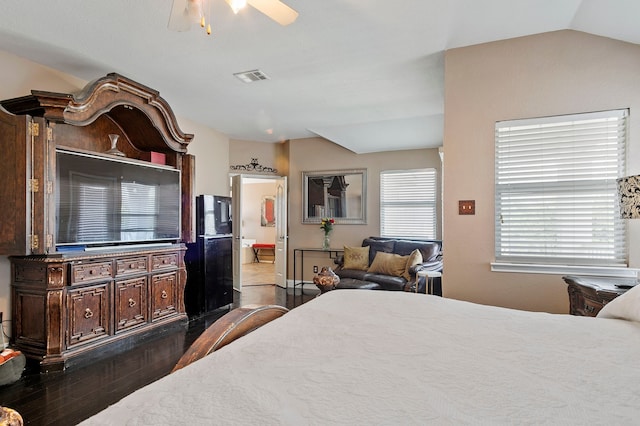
left=242, top=261, right=276, bottom=287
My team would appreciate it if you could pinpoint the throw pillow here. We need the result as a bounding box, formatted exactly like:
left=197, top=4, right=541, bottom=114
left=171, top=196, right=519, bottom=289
left=343, top=246, right=370, bottom=271
left=402, top=249, right=423, bottom=281
left=367, top=252, right=408, bottom=277
left=597, top=283, right=640, bottom=322
left=363, top=239, right=395, bottom=265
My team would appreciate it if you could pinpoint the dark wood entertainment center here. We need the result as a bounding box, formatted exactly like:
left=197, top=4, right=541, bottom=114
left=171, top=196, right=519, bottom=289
left=0, top=73, right=195, bottom=371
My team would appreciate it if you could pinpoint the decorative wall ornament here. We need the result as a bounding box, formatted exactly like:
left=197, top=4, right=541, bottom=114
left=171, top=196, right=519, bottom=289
left=230, top=158, right=277, bottom=174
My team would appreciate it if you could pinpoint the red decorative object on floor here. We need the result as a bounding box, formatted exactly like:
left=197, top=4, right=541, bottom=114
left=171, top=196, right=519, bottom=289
left=252, top=243, right=276, bottom=263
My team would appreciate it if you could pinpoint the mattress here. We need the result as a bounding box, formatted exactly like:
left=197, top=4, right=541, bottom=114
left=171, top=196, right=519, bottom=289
left=82, top=289, right=640, bottom=425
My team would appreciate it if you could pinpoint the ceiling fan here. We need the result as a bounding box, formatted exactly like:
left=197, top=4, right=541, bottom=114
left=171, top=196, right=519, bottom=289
left=168, top=0, right=298, bottom=35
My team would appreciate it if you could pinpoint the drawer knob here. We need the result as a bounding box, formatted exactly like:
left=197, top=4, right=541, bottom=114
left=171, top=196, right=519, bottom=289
left=584, top=304, right=595, bottom=312
left=161, top=290, right=168, bottom=299
left=128, top=298, right=136, bottom=307
left=84, top=308, right=94, bottom=319
left=130, top=263, right=136, bottom=269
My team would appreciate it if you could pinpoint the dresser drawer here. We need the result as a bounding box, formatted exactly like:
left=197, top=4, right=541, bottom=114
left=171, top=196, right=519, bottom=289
left=575, top=295, right=604, bottom=316
left=116, top=256, right=148, bottom=277
left=152, top=253, right=178, bottom=270
left=70, top=261, right=113, bottom=284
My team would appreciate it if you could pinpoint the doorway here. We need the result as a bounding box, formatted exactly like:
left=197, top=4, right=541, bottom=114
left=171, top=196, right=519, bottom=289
left=231, top=175, right=287, bottom=293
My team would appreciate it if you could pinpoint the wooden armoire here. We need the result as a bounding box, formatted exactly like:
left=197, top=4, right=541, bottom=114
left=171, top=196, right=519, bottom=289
left=0, top=73, right=195, bottom=371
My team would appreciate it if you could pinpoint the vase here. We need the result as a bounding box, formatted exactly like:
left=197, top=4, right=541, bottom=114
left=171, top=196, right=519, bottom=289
left=313, top=266, right=340, bottom=294
left=322, top=233, right=330, bottom=250
left=106, top=133, right=126, bottom=157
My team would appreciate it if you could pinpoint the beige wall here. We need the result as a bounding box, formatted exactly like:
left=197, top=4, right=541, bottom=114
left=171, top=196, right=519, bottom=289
left=443, top=30, right=640, bottom=313
left=183, top=119, right=230, bottom=198
left=229, top=139, right=283, bottom=175
left=288, top=137, right=442, bottom=281
left=0, top=49, right=229, bottom=331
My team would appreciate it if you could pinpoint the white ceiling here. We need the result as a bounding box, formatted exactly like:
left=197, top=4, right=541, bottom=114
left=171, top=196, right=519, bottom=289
left=0, top=0, right=639, bottom=153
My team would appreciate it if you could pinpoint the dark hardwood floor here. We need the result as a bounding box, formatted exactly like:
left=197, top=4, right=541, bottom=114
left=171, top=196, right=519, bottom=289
left=0, top=285, right=317, bottom=425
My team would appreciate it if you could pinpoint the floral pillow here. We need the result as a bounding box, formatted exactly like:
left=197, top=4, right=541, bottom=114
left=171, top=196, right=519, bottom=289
left=343, top=246, right=370, bottom=271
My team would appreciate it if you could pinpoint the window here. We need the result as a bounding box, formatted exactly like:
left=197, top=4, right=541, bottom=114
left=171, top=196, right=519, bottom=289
left=495, top=109, right=627, bottom=266
left=380, top=169, right=437, bottom=239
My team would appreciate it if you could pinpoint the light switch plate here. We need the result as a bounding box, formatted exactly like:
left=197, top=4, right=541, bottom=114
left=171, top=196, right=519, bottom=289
left=459, top=200, right=475, bottom=215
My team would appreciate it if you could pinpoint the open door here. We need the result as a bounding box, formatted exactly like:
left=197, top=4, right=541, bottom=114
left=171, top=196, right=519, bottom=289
left=231, top=174, right=287, bottom=291
left=231, top=175, right=243, bottom=292
left=274, top=176, right=287, bottom=288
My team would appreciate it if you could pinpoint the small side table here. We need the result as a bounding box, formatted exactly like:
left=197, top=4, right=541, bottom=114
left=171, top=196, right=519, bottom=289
left=416, top=270, right=442, bottom=295
left=563, top=275, right=636, bottom=317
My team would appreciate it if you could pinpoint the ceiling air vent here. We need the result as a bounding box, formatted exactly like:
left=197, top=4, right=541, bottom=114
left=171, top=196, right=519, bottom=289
left=233, top=69, right=270, bottom=84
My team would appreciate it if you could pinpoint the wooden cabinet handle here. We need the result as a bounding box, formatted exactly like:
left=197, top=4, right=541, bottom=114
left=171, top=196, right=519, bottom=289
left=84, top=308, right=94, bottom=319
left=128, top=298, right=136, bottom=307
left=161, top=290, right=168, bottom=299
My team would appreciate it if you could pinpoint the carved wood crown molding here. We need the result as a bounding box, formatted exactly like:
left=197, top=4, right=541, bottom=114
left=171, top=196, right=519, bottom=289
left=230, top=158, right=277, bottom=174
left=0, top=73, right=194, bottom=154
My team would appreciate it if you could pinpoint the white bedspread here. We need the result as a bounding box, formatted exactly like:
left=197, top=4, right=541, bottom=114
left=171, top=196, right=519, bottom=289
left=82, top=290, right=640, bottom=425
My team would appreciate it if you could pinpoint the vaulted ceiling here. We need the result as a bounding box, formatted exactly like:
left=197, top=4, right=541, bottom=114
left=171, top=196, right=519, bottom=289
left=0, top=0, right=639, bottom=153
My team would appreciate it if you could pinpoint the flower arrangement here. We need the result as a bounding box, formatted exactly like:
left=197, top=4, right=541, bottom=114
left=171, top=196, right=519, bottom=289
left=320, top=217, right=335, bottom=235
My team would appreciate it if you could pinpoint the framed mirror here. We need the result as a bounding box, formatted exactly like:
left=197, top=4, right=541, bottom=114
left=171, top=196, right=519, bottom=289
left=302, top=169, right=367, bottom=224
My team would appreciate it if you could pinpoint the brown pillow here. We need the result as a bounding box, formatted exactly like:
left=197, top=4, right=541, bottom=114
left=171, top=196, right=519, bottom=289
left=343, top=246, right=370, bottom=270
left=402, top=249, right=423, bottom=281
left=367, top=252, right=408, bottom=277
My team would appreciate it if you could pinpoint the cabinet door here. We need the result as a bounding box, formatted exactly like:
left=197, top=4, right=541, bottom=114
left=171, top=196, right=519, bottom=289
left=115, top=276, right=148, bottom=332
left=0, top=112, right=48, bottom=255
left=67, top=283, right=110, bottom=347
left=151, top=271, right=178, bottom=321
left=206, top=237, right=233, bottom=309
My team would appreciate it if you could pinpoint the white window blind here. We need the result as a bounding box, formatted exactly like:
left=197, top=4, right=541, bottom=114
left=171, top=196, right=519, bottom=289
left=495, top=109, right=627, bottom=266
left=380, top=169, right=436, bottom=239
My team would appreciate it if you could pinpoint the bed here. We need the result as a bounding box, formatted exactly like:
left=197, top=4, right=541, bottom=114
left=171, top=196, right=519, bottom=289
left=82, top=288, right=640, bottom=424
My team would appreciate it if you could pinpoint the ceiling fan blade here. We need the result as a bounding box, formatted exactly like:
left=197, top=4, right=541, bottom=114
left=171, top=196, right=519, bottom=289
left=169, top=0, right=205, bottom=32
left=247, top=0, right=299, bottom=26
left=168, top=0, right=192, bottom=31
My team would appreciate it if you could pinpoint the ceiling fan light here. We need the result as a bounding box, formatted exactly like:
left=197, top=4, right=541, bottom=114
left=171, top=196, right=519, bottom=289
left=206, top=23, right=212, bottom=35
left=229, top=0, right=247, bottom=14
left=200, top=15, right=205, bottom=28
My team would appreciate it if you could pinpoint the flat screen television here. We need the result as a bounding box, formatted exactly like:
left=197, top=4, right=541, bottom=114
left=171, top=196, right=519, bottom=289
left=56, top=149, right=181, bottom=249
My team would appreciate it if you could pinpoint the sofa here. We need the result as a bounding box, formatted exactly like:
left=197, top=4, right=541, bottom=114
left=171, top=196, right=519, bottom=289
left=333, top=237, right=443, bottom=295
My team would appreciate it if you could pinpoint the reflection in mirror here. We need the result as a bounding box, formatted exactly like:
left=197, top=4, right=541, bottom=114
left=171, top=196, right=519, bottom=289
left=302, top=169, right=367, bottom=224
